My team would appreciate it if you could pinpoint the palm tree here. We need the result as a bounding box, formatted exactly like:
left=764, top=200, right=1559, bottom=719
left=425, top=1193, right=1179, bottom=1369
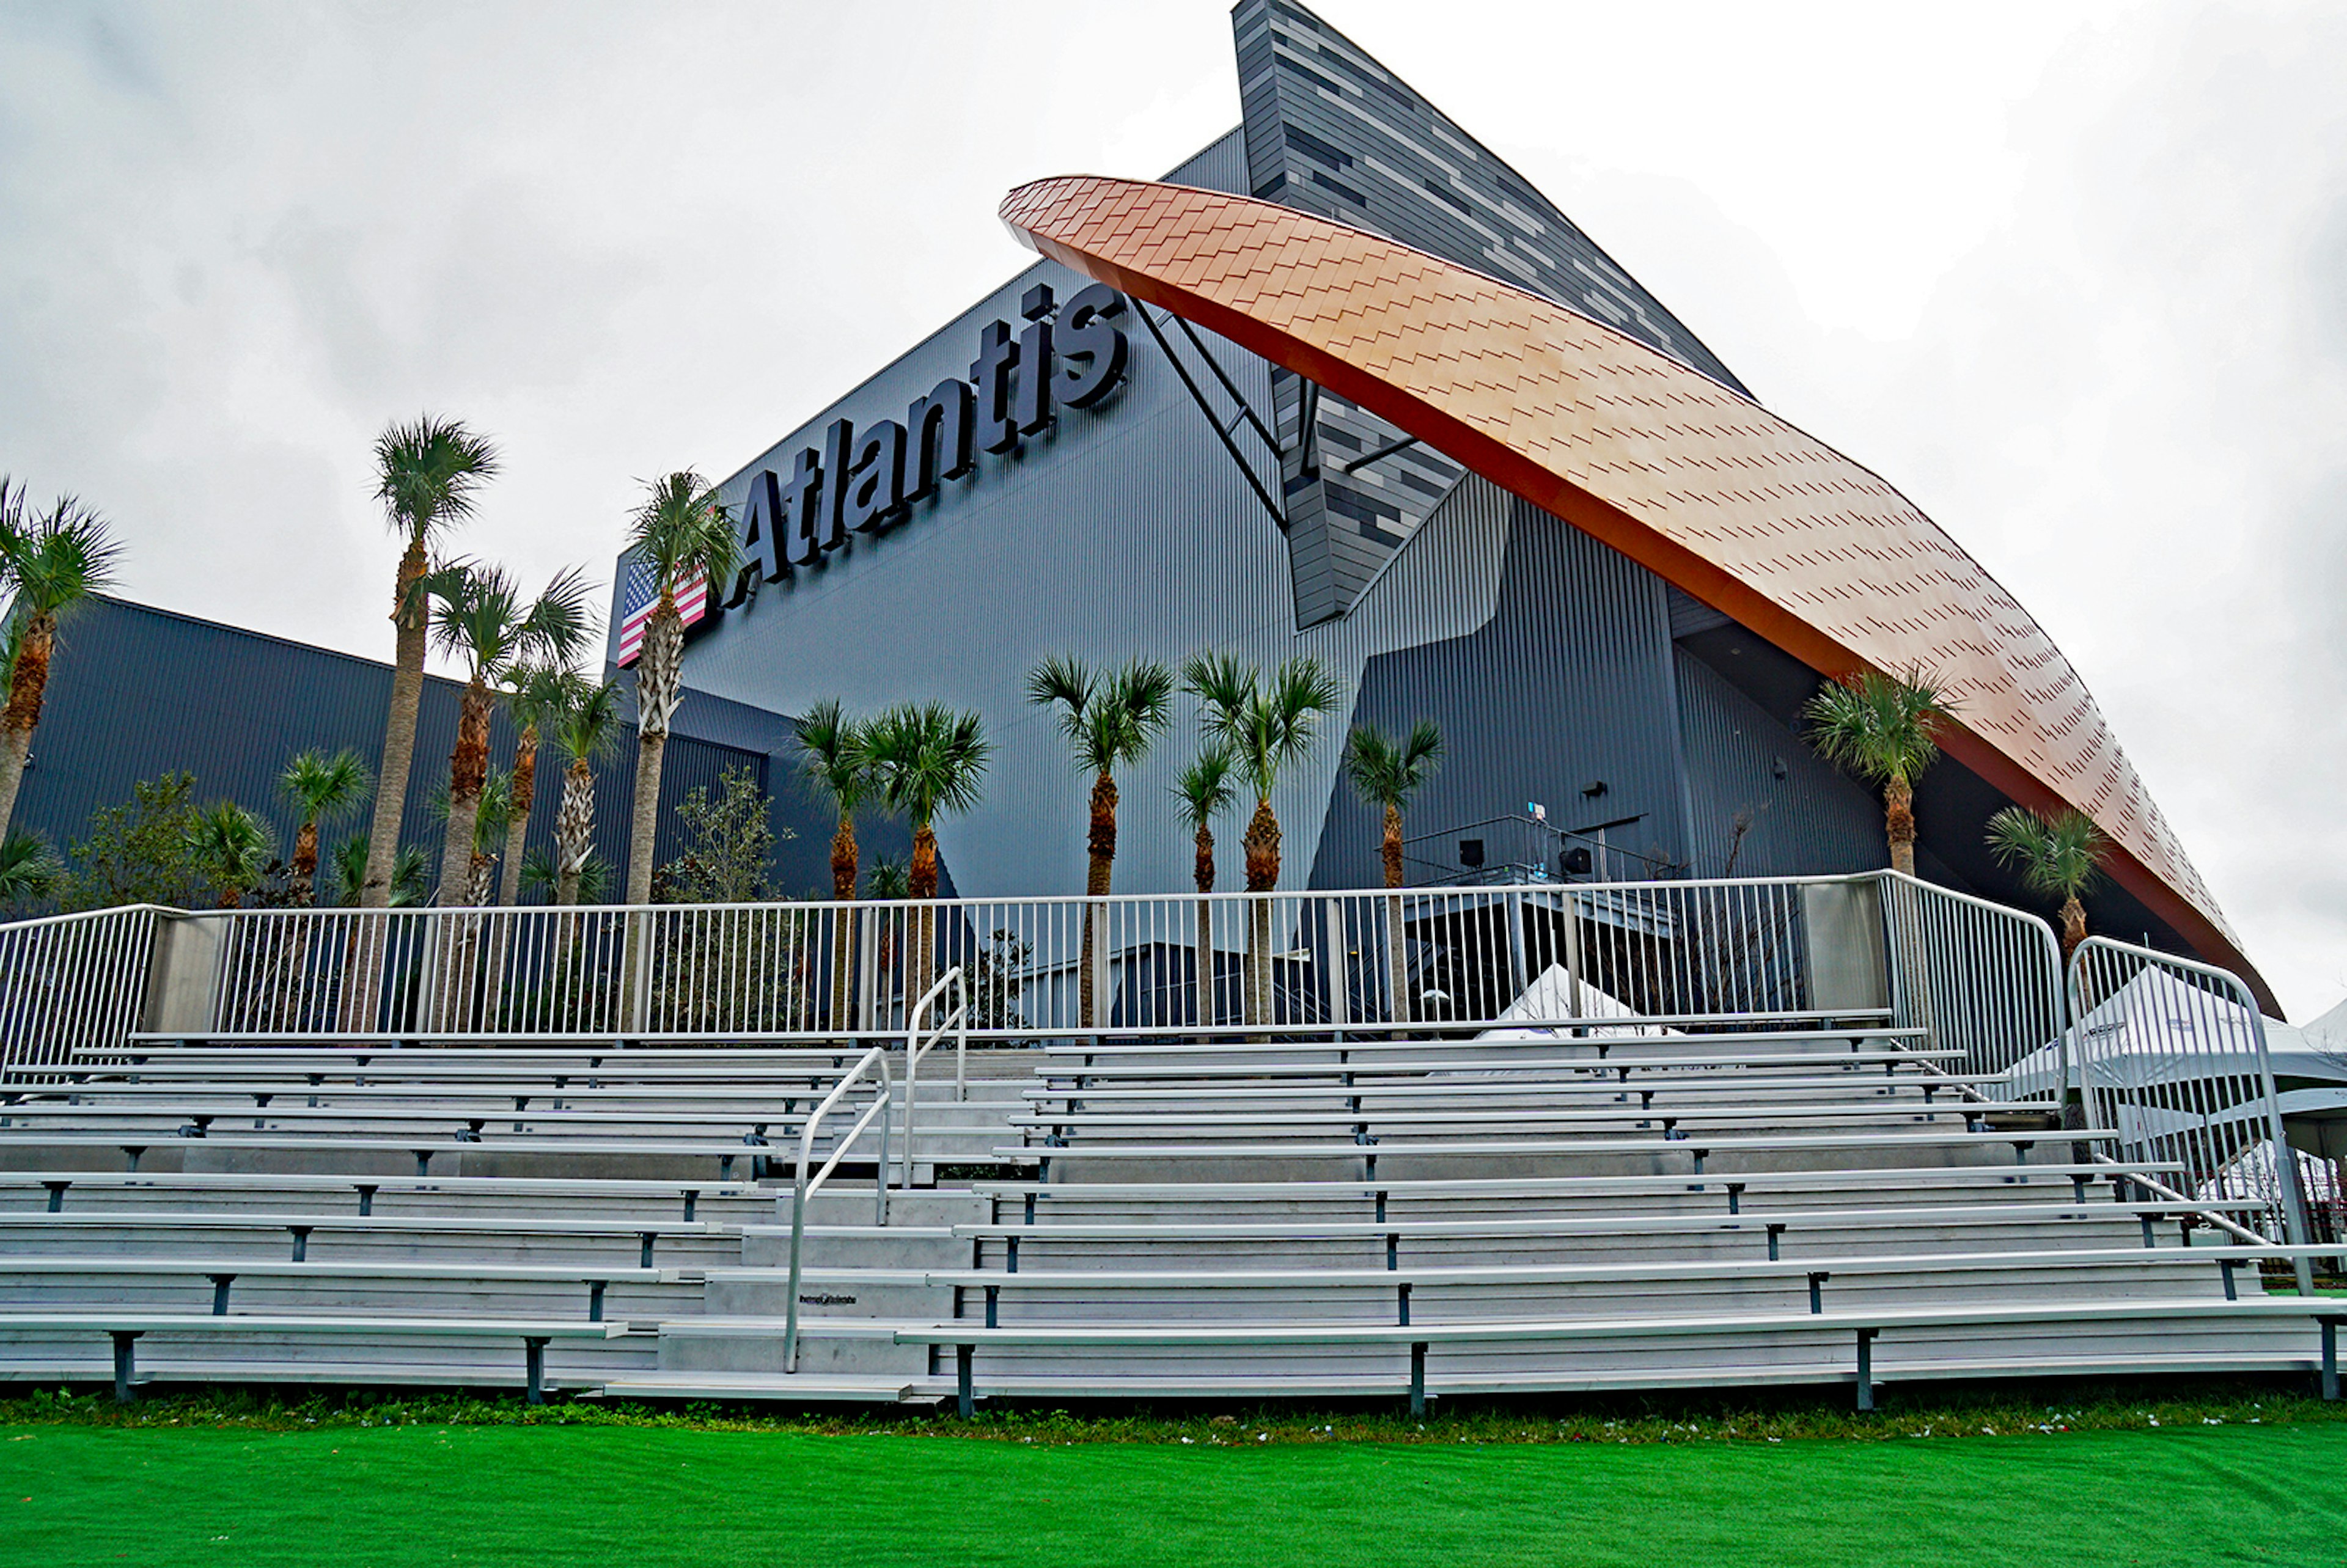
left=1802, top=666, right=1952, bottom=877
left=188, top=801, right=273, bottom=909
left=796, top=697, right=876, bottom=1033
left=0, top=481, right=123, bottom=835
left=427, top=562, right=593, bottom=906
left=1172, top=743, right=1237, bottom=1029
left=1340, top=720, right=1444, bottom=889
left=1987, top=805, right=2109, bottom=964
left=621, top=472, right=740, bottom=909
left=1027, top=654, right=1174, bottom=1027
left=549, top=679, right=623, bottom=909
left=864, top=702, right=990, bottom=1008
left=522, top=846, right=609, bottom=906
left=498, top=665, right=582, bottom=907
left=1183, top=653, right=1338, bottom=1028
left=279, top=749, right=370, bottom=907
left=1183, top=653, right=1339, bottom=892
left=0, top=829, right=59, bottom=907
left=360, top=417, right=498, bottom=908
left=1342, top=719, right=1443, bottom=1028
left=864, top=854, right=909, bottom=992
left=332, top=834, right=426, bottom=908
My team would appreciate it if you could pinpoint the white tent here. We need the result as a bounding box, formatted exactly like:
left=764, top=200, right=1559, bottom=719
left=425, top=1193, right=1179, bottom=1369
left=1477, top=965, right=1682, bottom=1042
left=2005, top=965, right=2347, bottom=1159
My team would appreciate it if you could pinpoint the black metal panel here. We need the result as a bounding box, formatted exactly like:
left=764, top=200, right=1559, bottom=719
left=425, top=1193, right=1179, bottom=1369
left=1307, top=499, right=1689, bottom=889
left=15, top=596, right=767, bottom=902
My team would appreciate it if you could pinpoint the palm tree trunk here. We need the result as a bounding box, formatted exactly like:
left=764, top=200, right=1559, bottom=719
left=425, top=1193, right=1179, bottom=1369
left=1381, top=804, right=1405, bottom=890
left=0, top=611, right=56, bottom=836
left=498, top=725, right=538, bottom=907
left=292, top=820, right=320, bottom=907
left=438, top=679, right=491, bottom=906
left=1884, top=776, right=1917, bottom=877
left=554, top=758, right=593, bottom=909
left=1193, top=825, right=1215, bottom=1031
left=908, top=821, right=938, bottom=1011
left=1080, top=769, right=1116, bottom=1029
left=362, top=537, right=430, bottom=909
left=2060, top=893, right=2087, bottom=967
left=830, top=813, right=857, bottom=1035
left=625, top=603, right=684, bottom=910
left=1241, top=799, right=1279, bottom=1031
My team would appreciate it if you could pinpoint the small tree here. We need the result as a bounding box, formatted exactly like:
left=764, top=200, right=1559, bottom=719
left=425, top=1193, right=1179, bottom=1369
left=1341, top=719, right=1443, bottom=1028
left=1183, top=653, right=1338, bottom=1029
left=1027, top=654, right=1174, bottom=1027
left=653, top=765, right=780, bottom=904
left=1340, top=720, right=1444, bottom=890
left=522, top=846, right=609, bottom=906
left=279, top=749, right=370, bottom=907
left=426, top=562, right=593, bottom=906
left=55, top=772, right=202, bottom=911
left=796, top=697, right=875, bottom=1033
left=864, top=702, right=990, bottom=1008
left=0, top=482, right=123, bottom=835
left=1802, top=666, right=1952, bottom=877
left=620, top=471, right=740, bottom=910
left=1171, top=744, right=1237, bottom=1027
left=548, top=680, right=623, bottom=909
left=187, top=800, right=274, bottom=909
left=362, top=417, right=498, bottom=909
left=498, top=665, right=581, bottom=907
left=1987, top=805, right=2109, bottom=963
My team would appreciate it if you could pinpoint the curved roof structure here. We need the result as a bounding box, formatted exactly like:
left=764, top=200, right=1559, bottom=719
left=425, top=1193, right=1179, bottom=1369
left=1001, top=174, right=2269, bottom=1007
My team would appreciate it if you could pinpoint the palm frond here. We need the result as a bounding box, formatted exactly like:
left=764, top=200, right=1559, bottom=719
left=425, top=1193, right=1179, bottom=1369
left=1171, top=743, right=1238, bottom=832
left=186, top=801, right=274, bottom=904
left=862, top=855, right=910, bottom=901
left=1342, top=718, right=1445, bottom=811
left=375, top=416, right=499, bottom=546
left=795, top=697, right=875, bottom=814
left=279, top=749, right=371, bottom=824
left=0, top=494, right=122, bottom=615
left=551, top=680, right=623, bottom=764
left=1986, top=804, right=2109, bottom=902
left=864, top=701, right=991, bottom=827
left=1802, top=666, right=1952, bottom=787
left=0, top=829, right=59, bottom=903
left=626, top=471, right=739, bottom=601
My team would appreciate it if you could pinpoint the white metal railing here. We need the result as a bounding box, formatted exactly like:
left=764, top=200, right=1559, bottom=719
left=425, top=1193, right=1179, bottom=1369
left=2066, top=936, right=2315, bottom=1292
left=780, top=1043, right=894, bottom=1375
left=0, top=874, right=2073, bottom=1067
left=0, top=906, right=172, bottom=1075
left=900, top=966, right=969, bottom=1189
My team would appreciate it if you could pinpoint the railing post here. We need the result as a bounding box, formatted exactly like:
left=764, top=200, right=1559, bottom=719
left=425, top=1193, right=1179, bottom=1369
left=411, top=914, right=440, bottom=1036
left=1323, top=896, right=1350, bottom=1033
left=629, top=909, right=654, bottom=1035
left=1504, top=890, right=1529, bottom=1005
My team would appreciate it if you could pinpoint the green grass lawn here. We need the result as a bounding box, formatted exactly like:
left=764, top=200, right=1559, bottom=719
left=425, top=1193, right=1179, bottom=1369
left=4, top=1418, right=2341, bottom=1567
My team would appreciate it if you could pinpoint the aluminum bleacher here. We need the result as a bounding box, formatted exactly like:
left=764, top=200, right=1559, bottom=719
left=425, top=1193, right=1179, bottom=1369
left=0, top=875, right=2337, bottom=1410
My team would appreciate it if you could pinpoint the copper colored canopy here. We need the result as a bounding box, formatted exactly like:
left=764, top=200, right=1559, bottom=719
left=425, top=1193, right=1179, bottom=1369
left=1000, top=174, right=2268, bottom=1006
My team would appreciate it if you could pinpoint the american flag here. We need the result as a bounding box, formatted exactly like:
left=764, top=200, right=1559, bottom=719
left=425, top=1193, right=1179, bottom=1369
left=614, top=561, right=710, bottom=668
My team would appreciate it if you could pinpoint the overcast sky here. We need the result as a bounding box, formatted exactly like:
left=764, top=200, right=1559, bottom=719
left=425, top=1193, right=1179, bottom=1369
left=1, top=1, right=2340, bottom=1017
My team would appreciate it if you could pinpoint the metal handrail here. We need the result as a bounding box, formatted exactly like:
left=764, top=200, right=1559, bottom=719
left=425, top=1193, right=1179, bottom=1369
left=899, top=967, right=969, bottom=1192
left=2066, top=934, right=2315, bottom=1294
left=781, top=1044, right=894, bottom=1375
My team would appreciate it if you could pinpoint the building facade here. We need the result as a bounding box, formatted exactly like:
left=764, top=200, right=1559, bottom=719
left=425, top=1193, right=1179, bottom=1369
left=628, top=0, right=2261, bottom=1000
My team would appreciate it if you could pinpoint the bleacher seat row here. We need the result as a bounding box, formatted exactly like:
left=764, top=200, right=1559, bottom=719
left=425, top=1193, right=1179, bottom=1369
left=1, top=1016, right=2340, bottom=1410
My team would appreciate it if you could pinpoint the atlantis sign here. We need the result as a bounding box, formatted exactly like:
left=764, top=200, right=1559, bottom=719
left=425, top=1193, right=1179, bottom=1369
left=713, top=281, right=1130, bottom=614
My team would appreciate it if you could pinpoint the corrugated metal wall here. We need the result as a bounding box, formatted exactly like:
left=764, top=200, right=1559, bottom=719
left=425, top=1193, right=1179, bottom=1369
left=15, top=596, right=771, bottom=903
left=1672, top=648, right=1887, bottom=879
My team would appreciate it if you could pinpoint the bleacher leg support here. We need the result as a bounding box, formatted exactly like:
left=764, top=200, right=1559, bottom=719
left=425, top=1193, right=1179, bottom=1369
left=1854, top=1329, right=1878, bottom=1412
left=2321, top=1318, right=2340, bottom=1403
left=524, top=1336, right=548, bottom=1405
left=111, top=1332, right=141, bottom=1404
left=957, top=1344, right=975, bottom=1419
left=1408, top=1342, right=1427, bottom=1418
